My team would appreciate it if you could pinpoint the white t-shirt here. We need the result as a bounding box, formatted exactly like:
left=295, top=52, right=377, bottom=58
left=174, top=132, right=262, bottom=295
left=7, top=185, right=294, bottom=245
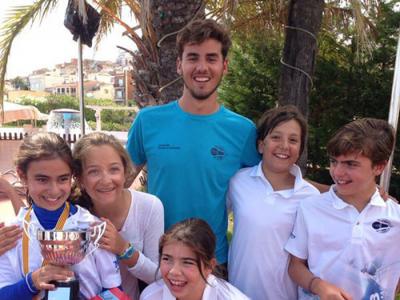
left=139, top=274, right=249, bottom=300
left=227, top=163, right=319, bottom=300
left=285, top=186, right=400, bottom=299
left=0, top=205, right=121, bottom=299
left=118, top=189, right=164, bottom=299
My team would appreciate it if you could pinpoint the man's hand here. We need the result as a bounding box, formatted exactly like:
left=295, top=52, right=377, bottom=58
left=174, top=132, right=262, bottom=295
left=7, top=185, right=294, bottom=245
left=0, top=176, right=26, bottom=213
left=0, top=222, right=22, bottom=255
left=377, top=185, right=397, bottom=203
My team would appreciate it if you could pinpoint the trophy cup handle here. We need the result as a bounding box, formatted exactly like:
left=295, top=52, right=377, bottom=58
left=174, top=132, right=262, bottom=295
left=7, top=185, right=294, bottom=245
left=86, top=221, right=107, bottom=257
left=22, top=219, right=37, bottom=241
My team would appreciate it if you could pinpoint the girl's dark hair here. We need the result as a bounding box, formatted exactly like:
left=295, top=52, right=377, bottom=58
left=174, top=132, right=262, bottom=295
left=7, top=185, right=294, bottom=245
left=72, top=132, right=135, bottom=211
left=159, top=218, right=216, bottom=282
left=15, top=132, right=73, bottom=206
left=15, top=132, right=73, bottom=174
left=257, top=105, right=308, bottom=157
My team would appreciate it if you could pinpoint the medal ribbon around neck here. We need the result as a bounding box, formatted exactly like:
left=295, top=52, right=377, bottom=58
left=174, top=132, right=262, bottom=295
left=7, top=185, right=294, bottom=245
left=22, top=202, right=70, bottom=275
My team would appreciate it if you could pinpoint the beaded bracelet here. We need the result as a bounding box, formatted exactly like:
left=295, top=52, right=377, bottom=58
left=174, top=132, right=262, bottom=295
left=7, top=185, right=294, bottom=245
left=117, top=243, right=135, bottom=261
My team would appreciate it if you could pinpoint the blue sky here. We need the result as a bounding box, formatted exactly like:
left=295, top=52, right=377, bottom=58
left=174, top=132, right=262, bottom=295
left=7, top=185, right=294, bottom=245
left=1, top=0, right=135, bottom=78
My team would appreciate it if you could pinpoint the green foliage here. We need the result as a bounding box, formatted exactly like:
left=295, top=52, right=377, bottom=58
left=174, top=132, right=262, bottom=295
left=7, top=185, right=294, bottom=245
left=220, top=1, right=400, bottom=198
left=85, top=98, right=115, bottom=106
left=307, top=1, right=400, bottom=195
left=219, top=33, right=282, bottom=123
left=17, top=94, right=134, bottom=131
left=9, top=76, right=29, bottom=90
left=19, top=95, right=79, bottom=113
left=100, top=109, right=136, bottom=131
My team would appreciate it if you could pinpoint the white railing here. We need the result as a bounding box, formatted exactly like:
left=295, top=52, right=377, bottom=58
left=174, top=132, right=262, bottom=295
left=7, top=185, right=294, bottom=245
left=0, top=128, right=128, bottom=146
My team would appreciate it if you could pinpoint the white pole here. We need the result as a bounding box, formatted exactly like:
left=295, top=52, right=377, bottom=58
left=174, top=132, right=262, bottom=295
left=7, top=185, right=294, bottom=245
left=95, top=108, right=102, bottom=131
left=380, top=32, right=400, bottom=191
left=78, top=36, right=85, bottom=136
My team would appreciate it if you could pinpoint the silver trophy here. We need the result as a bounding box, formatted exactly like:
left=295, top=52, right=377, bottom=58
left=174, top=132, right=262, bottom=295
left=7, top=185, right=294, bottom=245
left=24, top=220, right=106, bottom=300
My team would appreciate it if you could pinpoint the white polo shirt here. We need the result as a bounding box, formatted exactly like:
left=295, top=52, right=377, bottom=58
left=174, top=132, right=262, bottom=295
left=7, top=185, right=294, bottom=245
left=285, top=186, right=400, bottom=299
left=227, top=162, right=319, bottom=300
left=139, top=274, right=249, bottom=300
left=0, top=205, right=121, bottom=299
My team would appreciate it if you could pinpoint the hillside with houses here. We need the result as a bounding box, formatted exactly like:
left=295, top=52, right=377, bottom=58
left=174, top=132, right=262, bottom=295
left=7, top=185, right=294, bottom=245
left=5, top=51, right=135, bottom=105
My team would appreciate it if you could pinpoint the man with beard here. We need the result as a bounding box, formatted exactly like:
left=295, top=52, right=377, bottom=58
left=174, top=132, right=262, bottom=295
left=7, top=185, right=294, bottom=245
left=126, top=19, right=260, bottom=269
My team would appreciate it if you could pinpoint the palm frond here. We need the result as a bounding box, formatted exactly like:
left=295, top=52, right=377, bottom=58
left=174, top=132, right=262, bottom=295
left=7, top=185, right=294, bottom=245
left=325, top=0, right=378, bottom=59
left=94, top=0, right=123, bottom=47
left=0, top=0, right=59, bottom=123
left=216, top=0, right=288, bottom=38
left=350, top=0, right=375, bottom=57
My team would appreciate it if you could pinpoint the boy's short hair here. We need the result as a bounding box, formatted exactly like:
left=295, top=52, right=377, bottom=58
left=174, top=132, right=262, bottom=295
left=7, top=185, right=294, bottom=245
left=257, top=105, right=308, bottom=157
left=176, top=19, right=231, bottom=59
left=327, top=118, right=395, bottom=166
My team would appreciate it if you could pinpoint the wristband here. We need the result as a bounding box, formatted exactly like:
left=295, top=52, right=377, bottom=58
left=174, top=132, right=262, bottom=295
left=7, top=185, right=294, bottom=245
left=25, top=272, right=39, bottom=294
left=117, top=243, right=135, bottom=261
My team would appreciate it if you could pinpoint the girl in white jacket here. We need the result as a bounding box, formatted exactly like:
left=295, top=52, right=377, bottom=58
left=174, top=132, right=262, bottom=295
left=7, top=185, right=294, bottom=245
left=0, top=132, right=121, bottom=300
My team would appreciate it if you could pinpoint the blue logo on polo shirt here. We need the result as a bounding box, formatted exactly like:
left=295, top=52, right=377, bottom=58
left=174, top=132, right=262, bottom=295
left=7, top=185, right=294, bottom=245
left=372, top=219, right=392, bottom=233
left=113, top=259, right=120, bottom=271
left=363, top=281, right=384, bottom=300
left=210, top=146, right=225, bottom=160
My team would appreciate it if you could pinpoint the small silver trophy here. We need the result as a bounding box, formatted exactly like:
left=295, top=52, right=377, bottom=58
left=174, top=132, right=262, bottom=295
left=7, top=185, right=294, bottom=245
left=24, top=220, right=106, bottom=300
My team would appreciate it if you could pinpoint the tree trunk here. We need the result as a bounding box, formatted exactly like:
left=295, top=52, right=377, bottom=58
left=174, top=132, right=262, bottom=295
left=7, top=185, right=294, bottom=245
left=151, top=0, right=204, bottom=104
left=278, top=0, right=324, bottom=172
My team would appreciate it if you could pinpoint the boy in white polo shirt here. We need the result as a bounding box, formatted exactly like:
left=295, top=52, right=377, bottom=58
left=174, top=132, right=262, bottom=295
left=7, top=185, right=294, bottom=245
left=285, top=118, right=400, bottom=299
left=227, top=105, right=320, bottom=300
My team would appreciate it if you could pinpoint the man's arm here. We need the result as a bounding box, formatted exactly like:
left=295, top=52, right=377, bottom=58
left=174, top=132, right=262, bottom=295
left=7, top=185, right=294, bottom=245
left=0, top=177, right=24, bottom=214
left=305, top=179, right=330, bottom=193
left=132, top=163, right=144, bottom=182
left=125, top=162, right=145, bottom=188
left=288, top=255, right=352, bottom=300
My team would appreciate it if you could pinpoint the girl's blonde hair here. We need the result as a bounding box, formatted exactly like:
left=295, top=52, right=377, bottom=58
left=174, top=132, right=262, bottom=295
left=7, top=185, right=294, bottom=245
left=72, top=132, right=135, bottom=210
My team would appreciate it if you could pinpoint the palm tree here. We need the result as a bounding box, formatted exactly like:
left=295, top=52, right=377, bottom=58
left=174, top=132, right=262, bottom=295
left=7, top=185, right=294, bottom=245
left=0, top=0, right=382, bottom=117
left=0, top=0, right=169, bottom=112
left=0, top=0, right=60, bottom=121
left=222, top=0, right=379, bottom=112
left=219, top=0, right=382, bottom=171
left=0, top=0, right=236, bottom=116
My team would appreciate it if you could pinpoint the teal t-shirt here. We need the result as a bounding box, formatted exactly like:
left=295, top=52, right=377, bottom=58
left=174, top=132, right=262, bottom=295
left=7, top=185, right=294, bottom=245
left=127, top=101, right=260, bottom=263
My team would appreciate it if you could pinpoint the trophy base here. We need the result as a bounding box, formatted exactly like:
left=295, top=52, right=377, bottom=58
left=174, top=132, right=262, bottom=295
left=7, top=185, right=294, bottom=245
left=44, top=279, right=80, bottom=300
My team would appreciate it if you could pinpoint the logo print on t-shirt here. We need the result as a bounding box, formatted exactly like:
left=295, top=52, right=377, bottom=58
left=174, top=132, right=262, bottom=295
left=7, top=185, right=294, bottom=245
left=158, top=144, right=181, bottom=150
left=372, top=219, right=392, bottom=233
left=210, top=146, right=225, bottom=160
